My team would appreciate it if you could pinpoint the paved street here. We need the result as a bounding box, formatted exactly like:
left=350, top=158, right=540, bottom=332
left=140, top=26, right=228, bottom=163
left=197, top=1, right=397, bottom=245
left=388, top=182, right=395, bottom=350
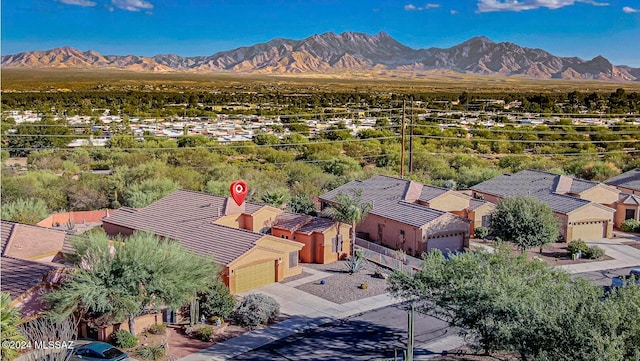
left=181, top=235, right=640, bottom=361
left=229, top=304, right=454, bottom=361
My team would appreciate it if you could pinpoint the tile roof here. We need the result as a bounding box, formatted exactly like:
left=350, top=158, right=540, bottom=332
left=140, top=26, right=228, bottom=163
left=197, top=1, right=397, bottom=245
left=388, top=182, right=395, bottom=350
left=529, top=191, right=593, bottom=214
left=102, top=190, right=268, bottom=265
left=0, top=256, right=61, bottom=299
left=471, top=169, right=608, bottom=196
left=418, top=185, right=450, bottom=202
left=1, top=221, right=16, bottom=255
left=319, top=175, right=449, bottom=227
left=296, top=217, right=336, bottom=234
left=273, top=212, right=312, bottom=232
left=605, top=168, right=640, bottom=192
left=471, top=169, right=615, bottom=214
left=620, top=194, right=640, bottom=205
left=471, top=169, right=563, bottom=197
left=1, top=221, right=68, bottom=260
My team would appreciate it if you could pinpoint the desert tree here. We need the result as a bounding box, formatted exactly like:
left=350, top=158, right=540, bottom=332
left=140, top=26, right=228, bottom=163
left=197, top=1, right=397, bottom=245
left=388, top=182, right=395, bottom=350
left=489, top=195, right=559, bottom=252
left=44, top=231, right=218, bottom=336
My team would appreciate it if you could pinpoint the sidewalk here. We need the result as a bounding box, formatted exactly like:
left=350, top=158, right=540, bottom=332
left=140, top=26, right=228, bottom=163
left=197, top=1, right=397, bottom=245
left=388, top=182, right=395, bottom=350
left=179, top=268, right=402, bottom=361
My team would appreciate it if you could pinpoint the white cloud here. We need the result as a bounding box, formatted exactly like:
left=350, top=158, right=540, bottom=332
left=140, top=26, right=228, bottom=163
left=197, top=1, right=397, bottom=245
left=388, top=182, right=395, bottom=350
left=404, top=3, right=441, bottom=11
left=451, top=9, right=459, bottom=14
left=57, top=0, right=97, bottom=7
left=623, top=6, right=639, bottom=13
left=111, top=0, right=153, bottom=12
left=477, top=0, right=609, bottom=12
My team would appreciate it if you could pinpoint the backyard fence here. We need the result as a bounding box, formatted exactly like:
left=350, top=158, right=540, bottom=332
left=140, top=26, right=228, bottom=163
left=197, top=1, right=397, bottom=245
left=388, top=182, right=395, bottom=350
left=355, top=238, right=423, bottom=274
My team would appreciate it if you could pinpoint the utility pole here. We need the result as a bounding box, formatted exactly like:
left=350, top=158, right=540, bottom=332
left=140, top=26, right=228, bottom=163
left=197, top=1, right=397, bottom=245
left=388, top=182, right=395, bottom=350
left=408, top=97, right=414, bottom=174
left=406, top=303, right=415, bottom=361
left=401, top=100, right=406, bottom=178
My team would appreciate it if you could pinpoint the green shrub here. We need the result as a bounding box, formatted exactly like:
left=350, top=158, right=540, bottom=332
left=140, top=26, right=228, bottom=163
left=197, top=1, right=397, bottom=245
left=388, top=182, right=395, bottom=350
left=110, top=329, right=138, bottom=348
left=194, top=326, right=213, bottom=342
left=231, top=294, right=280, bottom=330
left=475, top=227, right=489, bottom=240
left=567, top=240, right=589, bottom=255
left=136, top=345, right=166, bottom=360
left=621, top=219, right=640, bottom=233
left=197, top=281, right=237, bottom=320
left=146, top=323, right=167, bottom=335
left=583, top=246, right=606, bottom=260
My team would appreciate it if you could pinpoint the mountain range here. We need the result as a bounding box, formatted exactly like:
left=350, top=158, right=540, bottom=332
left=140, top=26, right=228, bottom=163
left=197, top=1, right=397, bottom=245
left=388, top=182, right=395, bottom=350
left=3, top=31, right=639, bottom=81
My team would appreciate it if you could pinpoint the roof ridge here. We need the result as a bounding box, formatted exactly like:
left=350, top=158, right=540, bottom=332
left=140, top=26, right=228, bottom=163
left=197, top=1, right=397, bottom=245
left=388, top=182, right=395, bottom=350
left=170, top=188, right=265, bottom=208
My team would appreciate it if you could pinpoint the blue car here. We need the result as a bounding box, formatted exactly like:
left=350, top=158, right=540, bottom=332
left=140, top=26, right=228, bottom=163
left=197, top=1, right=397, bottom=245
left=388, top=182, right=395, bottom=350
left=70, top=342, right=129, bottom=361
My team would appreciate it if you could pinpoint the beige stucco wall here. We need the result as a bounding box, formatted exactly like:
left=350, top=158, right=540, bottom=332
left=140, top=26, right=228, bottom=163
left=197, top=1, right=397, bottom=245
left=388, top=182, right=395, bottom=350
left=576, top=185, right=619, bottom=205
left=470, top=203, right=496, bottom=233
left=428, top=193, right=471, bottom=212
left=226, top=236, right=303, bottom=294
left=566, top=204, right=615, bottom=240
left=246, top=207, right=282, bottom=233
left=214, top=214, right=243, bottom=228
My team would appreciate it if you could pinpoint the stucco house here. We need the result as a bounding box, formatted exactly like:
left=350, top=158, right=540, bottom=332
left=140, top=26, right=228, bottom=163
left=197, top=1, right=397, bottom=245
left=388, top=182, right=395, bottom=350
left=319, top=175, right=474, bottom=256
left=605, top=168, right=640, bottom=227
left=471, top=170, right=617, bottom=241
left=102, top=190, right=308, bottom=294
left=272, top=212, right=351, bottom=264
left=1, top=221, right=68, bottom=318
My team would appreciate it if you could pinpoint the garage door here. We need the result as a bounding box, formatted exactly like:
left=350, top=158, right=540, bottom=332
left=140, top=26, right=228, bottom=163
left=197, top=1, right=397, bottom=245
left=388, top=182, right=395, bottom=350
left=571, top=221, right=606, bottom=241
left=426, top=232, right=465, bottom=252
left=235, top=261, right=275, bottom=293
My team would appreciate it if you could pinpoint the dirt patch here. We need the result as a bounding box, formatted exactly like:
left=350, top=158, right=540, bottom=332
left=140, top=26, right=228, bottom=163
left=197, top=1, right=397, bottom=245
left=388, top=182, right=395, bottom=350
left=295, top=261, right=390, bottom=304
left=121, top=322, right=250, bottom=360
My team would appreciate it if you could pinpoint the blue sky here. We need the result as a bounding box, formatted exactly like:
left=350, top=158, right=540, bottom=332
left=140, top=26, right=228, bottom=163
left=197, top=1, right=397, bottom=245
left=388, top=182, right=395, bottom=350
left=2, top=0, right=639, bottom=66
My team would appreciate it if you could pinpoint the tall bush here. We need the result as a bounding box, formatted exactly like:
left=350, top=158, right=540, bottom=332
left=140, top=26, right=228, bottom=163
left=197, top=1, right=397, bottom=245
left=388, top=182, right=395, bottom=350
left=231, top=294, right=280, bottom=330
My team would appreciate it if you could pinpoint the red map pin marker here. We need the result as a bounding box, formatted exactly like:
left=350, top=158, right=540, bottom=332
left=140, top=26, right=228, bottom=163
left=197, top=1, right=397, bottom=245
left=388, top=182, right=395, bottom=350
left=230, top=180, right=248, bottom=206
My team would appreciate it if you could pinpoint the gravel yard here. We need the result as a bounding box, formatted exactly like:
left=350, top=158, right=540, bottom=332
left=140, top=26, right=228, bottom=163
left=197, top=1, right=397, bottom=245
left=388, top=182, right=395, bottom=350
left=295, top=260, right=392, bottom=304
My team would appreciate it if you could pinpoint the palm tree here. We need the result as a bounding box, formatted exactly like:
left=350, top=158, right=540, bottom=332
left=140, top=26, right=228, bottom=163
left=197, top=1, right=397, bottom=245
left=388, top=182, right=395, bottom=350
left=1, top=292, right=27, bottom=361
left=323, top=189, right=373, bottom=257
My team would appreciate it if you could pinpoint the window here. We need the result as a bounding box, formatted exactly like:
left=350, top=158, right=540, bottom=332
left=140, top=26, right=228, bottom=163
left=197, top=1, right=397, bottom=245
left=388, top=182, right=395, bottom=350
left=289, top=251, right=299, bottom=268
left=332, top=235, right=343, bottom=253
left=482, top=215, right=492, bottom=227
left=625, top=209, right=636, bottom=220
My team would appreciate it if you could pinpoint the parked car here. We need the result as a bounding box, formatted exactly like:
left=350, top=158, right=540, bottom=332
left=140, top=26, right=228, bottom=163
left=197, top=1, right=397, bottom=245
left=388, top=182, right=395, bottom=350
left=611, top=269, right=640, bottom=287
left=70, top=342, right=129, bottom=361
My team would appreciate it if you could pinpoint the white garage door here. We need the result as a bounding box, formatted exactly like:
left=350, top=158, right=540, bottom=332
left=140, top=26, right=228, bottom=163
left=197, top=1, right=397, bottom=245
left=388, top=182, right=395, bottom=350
left=571, top=221, right=606, bottom=241
left=426, top=232, right=465, bottom=252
